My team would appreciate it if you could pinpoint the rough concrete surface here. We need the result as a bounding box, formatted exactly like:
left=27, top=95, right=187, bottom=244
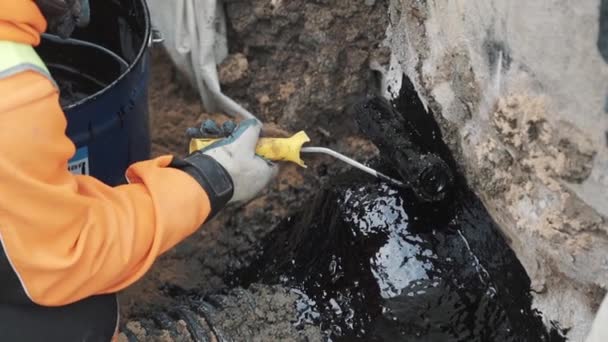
left=201, top=285, right=323, bottom=342
left=380, top=0, right=608, bottom=340
left=118, top=284, right=322, bottom=341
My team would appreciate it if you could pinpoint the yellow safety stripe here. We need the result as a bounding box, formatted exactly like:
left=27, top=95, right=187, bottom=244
left=0, top=40, right=55, bottom=87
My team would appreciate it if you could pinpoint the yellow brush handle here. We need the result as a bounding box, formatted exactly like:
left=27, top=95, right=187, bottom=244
left=189, top=131, right=311, bottom=167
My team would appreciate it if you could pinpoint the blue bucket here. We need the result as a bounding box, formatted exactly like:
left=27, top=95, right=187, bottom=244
left=35, top=0, right=152, bottom=186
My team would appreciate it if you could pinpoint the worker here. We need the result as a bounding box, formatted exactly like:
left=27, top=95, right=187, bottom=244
left=0, top=1, right=277, bottom=341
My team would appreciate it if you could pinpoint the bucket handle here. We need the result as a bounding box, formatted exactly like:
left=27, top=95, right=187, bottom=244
left=149, top=26, right=164, bottom=47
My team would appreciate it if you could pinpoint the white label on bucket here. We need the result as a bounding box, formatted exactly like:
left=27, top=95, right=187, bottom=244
left=68, top=146, right=90, bottom=175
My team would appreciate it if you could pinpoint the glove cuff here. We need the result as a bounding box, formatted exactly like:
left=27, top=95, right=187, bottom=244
left=169, top=152, right=234, bottom=221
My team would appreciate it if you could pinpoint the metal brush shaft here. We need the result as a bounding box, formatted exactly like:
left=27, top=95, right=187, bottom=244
left=301, top=147, right=405, bottom=187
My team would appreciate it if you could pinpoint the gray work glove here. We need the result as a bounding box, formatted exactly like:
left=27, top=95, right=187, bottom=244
left=172, top=119, right=278, bottom=220
left=35, top=0, right=90, bottom=38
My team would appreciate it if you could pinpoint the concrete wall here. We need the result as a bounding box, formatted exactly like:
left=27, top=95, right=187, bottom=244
left=377, top=1, right=608, bottom=340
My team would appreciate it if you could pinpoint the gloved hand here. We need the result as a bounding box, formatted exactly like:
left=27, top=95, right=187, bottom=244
left=35, top=0, right=91, bottom=38
left=172, top=118, right=278, bottom=219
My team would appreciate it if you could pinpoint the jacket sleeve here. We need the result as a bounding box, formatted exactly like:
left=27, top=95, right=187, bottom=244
left=0, top=70, right=212, bottom=307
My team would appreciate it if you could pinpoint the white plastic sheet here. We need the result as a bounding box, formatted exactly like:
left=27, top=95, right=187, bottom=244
left=147, top=0, right=255, bottom=120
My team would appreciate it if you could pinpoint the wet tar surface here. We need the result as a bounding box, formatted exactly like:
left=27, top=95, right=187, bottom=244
left=235, top=171, right=564, bottom=341
left=233, top=78, right=566, bottom=341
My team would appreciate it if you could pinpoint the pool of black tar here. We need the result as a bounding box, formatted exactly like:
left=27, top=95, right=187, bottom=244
left=235, top=170, right=565, bottom=341
left=232, top=76, right=567, bottom=341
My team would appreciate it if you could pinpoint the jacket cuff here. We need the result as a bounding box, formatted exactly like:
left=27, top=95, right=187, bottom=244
left=169, top=152, right=234, bottom=220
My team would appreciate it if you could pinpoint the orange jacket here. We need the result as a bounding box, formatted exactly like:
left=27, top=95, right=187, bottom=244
left=0, top=1, right=211, bottom=307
